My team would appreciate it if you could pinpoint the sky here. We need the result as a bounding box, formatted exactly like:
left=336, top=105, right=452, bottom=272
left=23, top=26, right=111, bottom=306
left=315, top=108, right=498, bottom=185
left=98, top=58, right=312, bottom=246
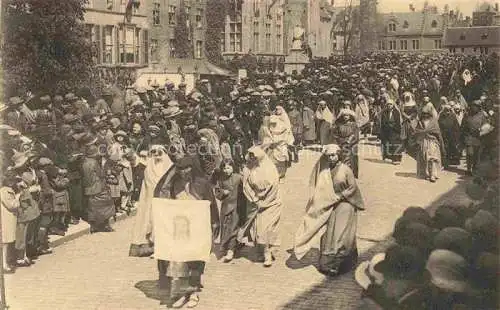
left=334, top=0, right=498, bottom=17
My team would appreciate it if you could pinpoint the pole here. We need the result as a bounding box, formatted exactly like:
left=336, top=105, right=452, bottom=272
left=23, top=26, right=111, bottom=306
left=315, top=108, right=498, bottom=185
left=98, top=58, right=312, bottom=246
left=0, top=192, right=8, bottom=310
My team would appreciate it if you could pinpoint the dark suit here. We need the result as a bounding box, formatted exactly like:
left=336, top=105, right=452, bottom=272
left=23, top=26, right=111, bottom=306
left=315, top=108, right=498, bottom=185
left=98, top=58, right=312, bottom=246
left=379, top=107, right=403, bottom=162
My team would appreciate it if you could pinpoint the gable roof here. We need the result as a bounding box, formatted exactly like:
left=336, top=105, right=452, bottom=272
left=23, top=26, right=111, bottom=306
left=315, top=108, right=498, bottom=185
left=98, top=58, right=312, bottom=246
left=443, top=26, right=500, bottom=46
left=379, top=12, right=444, bottom=36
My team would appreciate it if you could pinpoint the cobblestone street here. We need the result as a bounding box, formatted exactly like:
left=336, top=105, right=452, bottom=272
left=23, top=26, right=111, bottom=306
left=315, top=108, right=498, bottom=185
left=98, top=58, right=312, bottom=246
left=5, top=141, right=473, bottom=310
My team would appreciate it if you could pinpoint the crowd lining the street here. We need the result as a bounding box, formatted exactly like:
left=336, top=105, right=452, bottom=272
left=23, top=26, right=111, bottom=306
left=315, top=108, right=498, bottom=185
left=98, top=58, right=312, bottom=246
left=0, top=51, right=498, bottom=308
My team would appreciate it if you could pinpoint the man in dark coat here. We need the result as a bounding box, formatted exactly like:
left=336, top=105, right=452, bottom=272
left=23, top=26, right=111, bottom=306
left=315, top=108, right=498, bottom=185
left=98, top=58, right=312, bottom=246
left=438, top=105, right=461, bottom=168
left=379, top=100, right=403, bottom=164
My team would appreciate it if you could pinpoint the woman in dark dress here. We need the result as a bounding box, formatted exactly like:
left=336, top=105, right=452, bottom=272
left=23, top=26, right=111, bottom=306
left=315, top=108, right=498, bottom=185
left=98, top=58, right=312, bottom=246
left=379, top=99, right=403, bottom=164
left=438, top=104, right=461, bottom=168
left=214, top=159, right=244, bottom=262
left=331, top=109, right=360, bottom=178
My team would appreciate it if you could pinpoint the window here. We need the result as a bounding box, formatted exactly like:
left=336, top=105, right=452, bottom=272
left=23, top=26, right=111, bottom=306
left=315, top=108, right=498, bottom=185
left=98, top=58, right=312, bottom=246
left=106, top=0, right=113, bottom=10
left=459, top=33, right=465, bottom=40
left=169, top=5, right=176, bottom=25
left=378, top=41, right=383, bottom=50
left=485, top=47, right=489, bottom=54
left=88, top=25, right=101, bottom=64
left=153, top=2, right=160, bottom=25
left=402, top=21, right=409, bottom=28
left=266, top=33, right=271, bottom=52
left=195, top=40, right=203, bottom=58
left=276, top=34, right=281, bottom=53
left=169, top=39, right=175, bottom=57
left=229, top=22, right=242, bottom=52
left=277, top=13, right=281, bottom=21
left=220, top=31, right=226, bottom=52
left=434, top=39, right=442, bottom=49
left=412, top=39, right=420, bottom=50
left=135, top=28, right=141, bottom=63
left=186, top=5, right=190, bottom=14
left=461, top=47, right=465, bottom=53
left=150, top=39, right=158, bottom=62
left=253, top=32, right=259, bottom=52
left=389, top=40, right=396, bottom=50
left=388, top=23, right=396, bottom=32
left=102, top=26, right=114, bottom=64
left=120, top=26, right=135, bottom=63
left=473, top=47, right=477, bottom=52
left=196, top=9, right=203, bottom=28
left=481, top=33, right=488, bottom=40
left=400, top=40, right=408, bottom=50
left=431, top=20, right=438, bottom=28
left=449, top=47, right=456, bottom=53
left=142, top=30, right=149, bottom=64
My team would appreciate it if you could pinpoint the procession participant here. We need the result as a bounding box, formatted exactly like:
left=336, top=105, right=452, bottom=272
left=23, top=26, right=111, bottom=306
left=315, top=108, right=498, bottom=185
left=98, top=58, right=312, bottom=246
left=379, top=99, right=403, bottom=165
left=46, top=162, right=70, bottom=234
left=81, top=140, right=115, bottom=233
left=461, top=100, right=489, bottom=175
left=315, top=100, right=335, bottom=145
left=264, top=114, right=292, bottom=182
left=12, top=151, right=41, bottom=267
left=124, top=150, right=146, bottom=204
left=420, top=96, right=438, bottom=119
left=128, top=121, right=145, bottom=152
left=214, top=159, right=244, bottom=263
left=294, top=144, right=364, bottom=276
left=0, top=171, right=21, bottom=273
left=438, top=104, right=461, bottom=168
left=331, top=109, right=360, bottom=178
left=414, top=105, right=445, bottom=183
left=287, top=100, right=303, bottom=163
left=302, top=100, right=316, bottom=146
left=129, top=145, right=173, bottom=257
left=354, top=95, right=371, bottom=140
left=153, top=156, right=219, bottom=308
left=4, top=97, right=30, bottom=133
left=238, top=146, right=283, bottom=267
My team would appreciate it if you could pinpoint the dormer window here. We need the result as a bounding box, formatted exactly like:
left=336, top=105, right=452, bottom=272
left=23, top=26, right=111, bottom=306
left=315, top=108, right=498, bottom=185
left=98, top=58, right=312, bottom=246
left=403, top=21, right=409, bottom=28
left=388, top=23, right=396, bottom=32
left=431, top=20, right=438, bottom=28
left=460, top=33, right=466, bottom=40
left=481, top=33, right=488, bottom=40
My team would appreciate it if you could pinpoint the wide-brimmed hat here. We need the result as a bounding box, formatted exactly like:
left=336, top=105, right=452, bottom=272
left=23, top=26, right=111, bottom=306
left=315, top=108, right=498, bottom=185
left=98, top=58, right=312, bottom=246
left=65, top=93, right=78, bottom=102
left=433, top=205, right=467, bottom=229
left=162, top=106, right=183, bottom=118
left=38, top=157, right=53, bottom=167
left=167, top=100, right=180, bottom=108
left=136, top=87, right=147, bottom=94
left=109, top=117, right=121, bottom=129
left=148, top=125, right=161, bottom=133
left=426, top=249, right=470, bottom=293
left=433, top=227, right=474, bottom=260
left=374, top=244, right=426, bottom=278
left=101, top=88, right=113, bottom=97
left=354, top=253, right=386, bottom=289
left=7, top=96, right=23, bottom=106
left=337, top=108, right=356, bottom=119
left=10, top=150, right=29, bottom=169
left=393, top=220, right=436, bottom=253
left=465, top=209, right=497, bottom=241
left=114, top=130, right=128, bottom=139
left=63, top=114, right=79, bottom=124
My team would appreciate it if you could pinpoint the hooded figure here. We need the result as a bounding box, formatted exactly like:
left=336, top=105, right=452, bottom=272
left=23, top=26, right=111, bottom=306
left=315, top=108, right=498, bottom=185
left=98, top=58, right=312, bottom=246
left=438, top=104, right=461, bottom=167
left=315, top=100, right=335, bottom=145
left=332, top=109, right=360, bottom=178
left=294, top=144, right=364, bottom=276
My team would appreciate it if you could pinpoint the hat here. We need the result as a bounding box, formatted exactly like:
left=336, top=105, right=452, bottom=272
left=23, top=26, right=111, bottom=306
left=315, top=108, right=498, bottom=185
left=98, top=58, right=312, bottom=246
left=109, top=118, right=121, bottom=129
left=136, top=87, right=147, bottom=94
left=148, top=125, right=161, bottom=133
left=433, top=205, right=466, bottom=229
left=65, top=93, right=78, bottom=101
left=433, top=227, right=474, bottom=259
left=114, top=130, right=128, bottom=139
left=63, top=114, right=78, bottom=124
left=426, top=249, right=470, bottom=293
left=81, top=133, right=98, bottom=146
left=167, top=100, right=180, bottom=107
left=162, top=106, right=183, bottom=118
left=394, top=220, right=435, bottom=253
left=10, top=150, right=29, bottom=169
left=146, top=85, right=154, bottom=91
left=322, top=144, right=341, bottom=156
left=471, top=100, right=482, bottom=107
left=38, top=157, right=53, bottom=167
left=374, top=244, right=426, bottom=278
left=85, top=144, right=99, bottom=157
left=239, top=96, right=249, bottom=103
left=465, top=209, right=497, bottom=245
left=53, top=95, right=63, bottom=102
left=354, top=253, right=386, bottom=289
left=175, top=156, right=193, bottom=169
left=101, top=88, right=113, bottom=97
left=401, top=207, right=434, bottom=226
left=178, top=82, right=186, bottom=88
left=337, top=108, right=356, bottom=119
left=40, top=95, right=51, bottom=103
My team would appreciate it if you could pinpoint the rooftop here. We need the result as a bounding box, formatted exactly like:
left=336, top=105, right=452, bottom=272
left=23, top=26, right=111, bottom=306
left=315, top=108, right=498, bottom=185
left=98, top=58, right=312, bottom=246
left=443, top=26, right=500, bottom=46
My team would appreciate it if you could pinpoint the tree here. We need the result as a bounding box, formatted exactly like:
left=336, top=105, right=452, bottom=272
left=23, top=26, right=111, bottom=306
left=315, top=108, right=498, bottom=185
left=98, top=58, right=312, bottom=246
left=205, top=0, right=230, bottom=65
left=173, top=0, right=193, bottom=58
left=3, top=0, right=97, bottom=97
left=334, top=0, right=361, bottom=56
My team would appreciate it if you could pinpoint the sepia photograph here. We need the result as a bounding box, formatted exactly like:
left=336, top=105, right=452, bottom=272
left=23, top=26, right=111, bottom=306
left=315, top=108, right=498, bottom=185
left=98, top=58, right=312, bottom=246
left=0, top=0, right=498, bottom=309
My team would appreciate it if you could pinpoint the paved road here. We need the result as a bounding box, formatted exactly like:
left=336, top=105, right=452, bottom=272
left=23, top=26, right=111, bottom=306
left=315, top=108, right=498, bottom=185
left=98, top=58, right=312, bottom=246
left=5, top=141, right=472, bottom=310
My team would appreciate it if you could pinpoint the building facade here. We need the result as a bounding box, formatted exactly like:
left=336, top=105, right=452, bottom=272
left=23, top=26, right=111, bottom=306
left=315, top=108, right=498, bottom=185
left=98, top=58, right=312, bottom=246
left=222, top=0, right=285, bottom=59
left=443, top=3, right=500, bottom=55
left=83, top=0, right=150, bottom=68
left=376, top=7, right=445, bottom=53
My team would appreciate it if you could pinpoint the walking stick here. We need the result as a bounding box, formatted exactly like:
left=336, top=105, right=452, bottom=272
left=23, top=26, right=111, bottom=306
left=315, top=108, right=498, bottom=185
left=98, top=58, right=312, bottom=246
left=0, top=199, right=8, bottom=310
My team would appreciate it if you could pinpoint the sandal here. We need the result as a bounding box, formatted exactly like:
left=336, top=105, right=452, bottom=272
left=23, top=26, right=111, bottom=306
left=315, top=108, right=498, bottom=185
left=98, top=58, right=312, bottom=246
left=186, top=294, right=199, bottom=308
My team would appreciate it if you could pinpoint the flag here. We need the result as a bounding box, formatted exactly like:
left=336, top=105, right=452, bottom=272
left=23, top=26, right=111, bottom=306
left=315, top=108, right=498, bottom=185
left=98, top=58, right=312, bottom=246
left=151, top=198, right=212, bottom=262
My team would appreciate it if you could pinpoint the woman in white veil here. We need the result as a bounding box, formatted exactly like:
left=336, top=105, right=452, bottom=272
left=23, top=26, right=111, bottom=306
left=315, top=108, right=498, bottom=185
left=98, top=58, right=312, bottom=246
left=129, top=144, right=173, bottom=257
